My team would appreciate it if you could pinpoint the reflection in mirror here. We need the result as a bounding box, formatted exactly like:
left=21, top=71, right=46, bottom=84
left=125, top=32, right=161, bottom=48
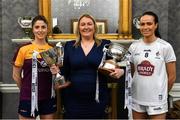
left=51, top=0, right=119, bottom=34
left=39, top=0, right=132, bottom=39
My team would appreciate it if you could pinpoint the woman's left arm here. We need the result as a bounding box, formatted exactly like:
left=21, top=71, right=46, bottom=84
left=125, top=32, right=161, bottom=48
left=166, top=61, right=176, bottom=92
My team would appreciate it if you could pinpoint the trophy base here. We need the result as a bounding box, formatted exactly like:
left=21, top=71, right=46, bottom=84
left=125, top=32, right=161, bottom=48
left=99, top=67, right=122, bottom=82
left=98, top=60, right=117, bottom=75
left=98, top=67, right=114, bottom=75
left=99, top=61, right=122, bottom=82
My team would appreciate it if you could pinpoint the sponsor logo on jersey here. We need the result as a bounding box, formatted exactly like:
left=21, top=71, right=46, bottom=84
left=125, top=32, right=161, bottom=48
left=137, top=60, right=154, bottom=76
left=38, top=68, right=50, bottom=72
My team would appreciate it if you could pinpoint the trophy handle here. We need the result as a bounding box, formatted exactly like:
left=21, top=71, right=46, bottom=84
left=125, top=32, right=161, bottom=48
left=123, top=51, right=131, bottom=61
left=54, top=73, right=66, bottom=85
left=18, top=16, right=32, bottom=29
left=104, top=43, right=110, bottom=48
left=18, top=17, right=23, bottom=27
left=133, top=17, right=140, bottom=29
left=103, top=43, right=111, bottom=53
left=104, top=43, right=114, bottom=57
left=56, top=42, right=64, bottom=66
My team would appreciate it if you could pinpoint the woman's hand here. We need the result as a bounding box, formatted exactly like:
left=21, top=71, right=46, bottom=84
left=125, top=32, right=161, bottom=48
left=50, top=64, right=60, bottom=75
left=109, top=68, right=124, bottom=79
left=54, top=81, right=71, bottom=89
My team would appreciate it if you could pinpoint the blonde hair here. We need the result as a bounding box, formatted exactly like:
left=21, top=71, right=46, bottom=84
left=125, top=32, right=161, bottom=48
left=74, top=13, right=101, bottom=47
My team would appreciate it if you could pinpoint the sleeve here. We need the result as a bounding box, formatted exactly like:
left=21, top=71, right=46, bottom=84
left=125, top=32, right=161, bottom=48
left=101, top=39, right=111, bottom=45
left=106, top=39, right=111, bottom=44
left=12, top=47, right=24, bottom=67
left=164, top=43, right=176, bottom=63
left=60, top=41, right=71, bottom=80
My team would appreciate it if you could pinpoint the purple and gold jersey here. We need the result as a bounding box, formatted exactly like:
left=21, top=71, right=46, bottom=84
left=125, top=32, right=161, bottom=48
left=13, top=42, right=53, bottom=100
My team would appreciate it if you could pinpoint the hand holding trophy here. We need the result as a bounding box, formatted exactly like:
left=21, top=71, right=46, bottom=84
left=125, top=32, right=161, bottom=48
left=40, top=42, right=65, bottom=86
left=98, top=43, right=127, bottom=77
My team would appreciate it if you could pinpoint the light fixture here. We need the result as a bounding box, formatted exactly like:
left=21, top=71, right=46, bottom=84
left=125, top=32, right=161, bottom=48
left=68, top=0, right=90, bottom=9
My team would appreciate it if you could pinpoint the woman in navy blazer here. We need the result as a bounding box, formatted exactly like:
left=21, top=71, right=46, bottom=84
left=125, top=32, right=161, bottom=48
left=50, top=13, right=124, bottom=119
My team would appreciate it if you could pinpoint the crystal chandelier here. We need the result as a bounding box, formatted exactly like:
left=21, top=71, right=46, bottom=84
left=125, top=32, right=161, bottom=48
left=68, top=0, right=90, bottom=9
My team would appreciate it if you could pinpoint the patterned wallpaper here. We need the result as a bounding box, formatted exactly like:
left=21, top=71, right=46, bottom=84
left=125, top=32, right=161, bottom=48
left=2, top=0, right=38, bottom=85
left=169, top=0, right=180, bottom=80
left=1, top=0, right=180, bottom=118
left=52, top=0, right=119, bottom=33
left=2, top=0, right=38, bottom=118
left=132, top=0, right=169, bottom=40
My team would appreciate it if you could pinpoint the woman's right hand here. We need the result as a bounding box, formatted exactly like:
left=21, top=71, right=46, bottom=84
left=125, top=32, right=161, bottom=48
left=54, top=81, right=71, bottom=89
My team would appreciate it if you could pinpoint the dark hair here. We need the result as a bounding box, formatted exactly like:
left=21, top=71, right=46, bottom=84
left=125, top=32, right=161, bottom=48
left=31, top=15, right=49, bottom=42
left=141, top=11, right=161, bottom=38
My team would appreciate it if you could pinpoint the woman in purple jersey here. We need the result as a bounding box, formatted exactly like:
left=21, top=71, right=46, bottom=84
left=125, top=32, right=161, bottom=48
left=12, top=15, right=57, bottom=119
left=129, top=11, right=176, bottom=119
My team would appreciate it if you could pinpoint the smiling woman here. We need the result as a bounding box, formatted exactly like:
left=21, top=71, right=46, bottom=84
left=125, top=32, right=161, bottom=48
left=38, top=0, right=132, bottom=40
left=12, top=15, right=57, bottom=119
left=71, top=19, right=107, bottom=34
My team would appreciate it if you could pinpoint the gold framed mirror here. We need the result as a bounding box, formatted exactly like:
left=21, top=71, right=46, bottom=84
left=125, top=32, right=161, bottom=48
left=39, top=0, right=132, bottom=40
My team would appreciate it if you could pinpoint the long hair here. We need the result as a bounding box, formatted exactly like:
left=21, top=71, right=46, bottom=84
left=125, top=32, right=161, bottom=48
left=74, top=13, right=101, bottom=47
left=141, top=11, right=161, bottom=38
left=31, top=15, right=49, bottom=42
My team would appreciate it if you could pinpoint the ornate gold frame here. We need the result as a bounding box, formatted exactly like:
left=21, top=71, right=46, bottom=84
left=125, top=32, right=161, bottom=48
left=39, top=0, right=132, bottom=40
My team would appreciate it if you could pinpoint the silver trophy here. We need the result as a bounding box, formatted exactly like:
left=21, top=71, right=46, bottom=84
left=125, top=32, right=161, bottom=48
left=98, top=43, right=127, bottom=75
left=133, top=16, right=140, bottom=29
left=18, top=16, right=33, bottom=38
left=40, top=42, right=65, bottom=85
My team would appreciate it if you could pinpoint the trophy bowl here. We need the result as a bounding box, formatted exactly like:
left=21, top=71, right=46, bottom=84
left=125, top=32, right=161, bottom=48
left=39, top=48, right=57, bottom=66
left=98, top=43, right=127, bottom=75
left=40, top=42, right=65, bottom=85
left=18, top=16, right=33, bottom=38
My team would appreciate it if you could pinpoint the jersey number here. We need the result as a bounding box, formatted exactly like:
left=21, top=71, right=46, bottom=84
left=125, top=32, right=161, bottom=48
left=145, top=53, right=149, bottom=58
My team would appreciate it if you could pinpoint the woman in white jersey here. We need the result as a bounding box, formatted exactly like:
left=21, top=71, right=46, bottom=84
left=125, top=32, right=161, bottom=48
left=128, top=11, right=176, bottom=119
